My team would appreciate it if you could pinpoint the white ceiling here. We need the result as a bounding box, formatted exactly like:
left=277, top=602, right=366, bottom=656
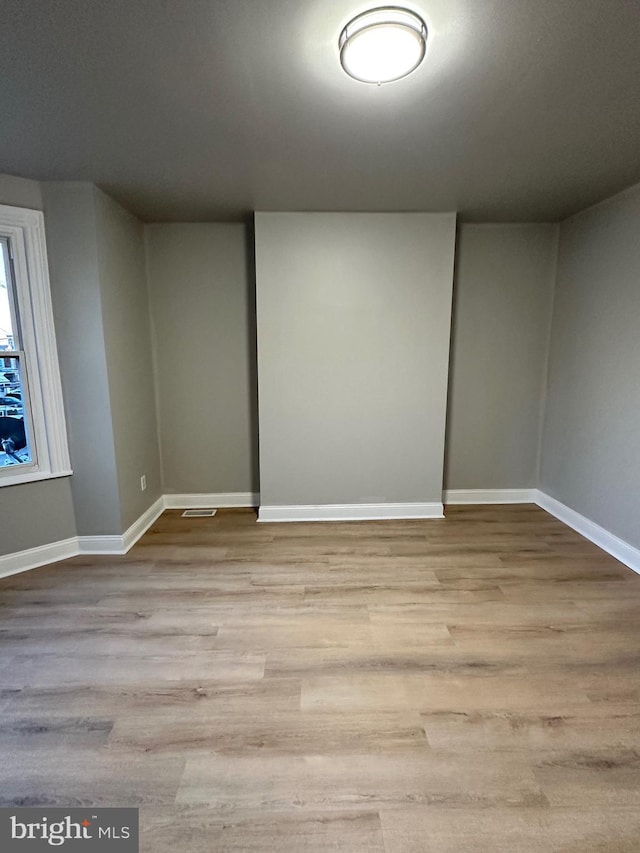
left=1, top=0, right=639, bottom=222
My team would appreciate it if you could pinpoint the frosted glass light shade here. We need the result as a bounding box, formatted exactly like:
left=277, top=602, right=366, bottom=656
left=339, top=7, right=428, bottom=84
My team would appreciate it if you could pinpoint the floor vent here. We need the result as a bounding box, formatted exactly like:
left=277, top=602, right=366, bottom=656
left=181, top=509, right=217, bottom=518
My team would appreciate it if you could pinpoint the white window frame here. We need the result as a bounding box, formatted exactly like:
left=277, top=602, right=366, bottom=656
left=0, top=204, right=71, bottom=486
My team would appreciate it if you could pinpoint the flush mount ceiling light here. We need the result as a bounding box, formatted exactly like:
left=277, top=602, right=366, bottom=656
left=339, top=7, right=428, bottom=84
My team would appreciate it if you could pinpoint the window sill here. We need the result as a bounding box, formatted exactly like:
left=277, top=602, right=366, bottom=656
left=0, top=468, right=73, bottom=488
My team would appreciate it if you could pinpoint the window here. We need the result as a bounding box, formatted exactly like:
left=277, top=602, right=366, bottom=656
left=0, top=204, right=71, bottom=486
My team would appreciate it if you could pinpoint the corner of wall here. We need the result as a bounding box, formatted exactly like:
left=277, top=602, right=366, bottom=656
left=142, top=223, right=166, bottom=496
left=42, top=181, right=122, bottom=537
left=94, top=192, right=163, bottom=531
left=534, top=221, right=561, bottom=488
left=0, top=173, right=43, bottom=210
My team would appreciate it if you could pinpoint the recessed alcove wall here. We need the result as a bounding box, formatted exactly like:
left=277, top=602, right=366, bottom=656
left=254, top=212, right=457, bottom=518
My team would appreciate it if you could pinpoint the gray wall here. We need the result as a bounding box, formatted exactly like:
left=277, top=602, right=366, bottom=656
left=445, top=224, right=558, bottom=490
left=95, top=189, right=162, bottom=528
left=255, top=212, right=457, bottom=507
left=0, top=174, right=77, bottom=556
left=540, top=182, right=640, bottom=549
left=0, top=478, right=76, bottom=555
left=42, top=183, right=122, bottom=536
left=0, top=173, right=43, bottom=211
left=145, top=223, right=258, bottom=495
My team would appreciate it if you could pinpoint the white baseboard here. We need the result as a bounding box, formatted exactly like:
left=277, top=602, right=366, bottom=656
left=4, top=489, right=637, bottom=580
left=1, top=496, right=167, bottom=574
left=535, top=490, right=640, bottom=576
left=0, top=537, right=79, bottom=579
left=444, top=489, right=537, bottom=504
left=122, top=496, right=165, bottom=551
left=258, top=502, right=444, bottom=523
left=76, top=496, right=166, bottom=555
left=163, top=492, right=259, bottom=510
left=77, top=535, right=125, bottom=555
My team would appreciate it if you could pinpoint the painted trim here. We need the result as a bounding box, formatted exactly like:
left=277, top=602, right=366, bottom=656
left=163, top=492, right=259, bottom=509
left=78, top=495, right=166, bottom=555
left=535, top=490, right=640, bottom=576
left=3, top=490, right=638, bottom=579
left=444, top=489, right=537, bottom=504
left=122, top=496, right=165, bottom=551
left=0, top=205, right=72, bottom=486
left=0, top=537, right=78, bottom=579
left=258, top=502, right=444, bottom=522
left=77, top=535, right=125, bottom=555
left=0, top=496, right=167, bottom=574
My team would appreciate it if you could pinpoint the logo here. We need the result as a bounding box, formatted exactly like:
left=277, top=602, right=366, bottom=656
left=1, top=809, right=138, bottom=851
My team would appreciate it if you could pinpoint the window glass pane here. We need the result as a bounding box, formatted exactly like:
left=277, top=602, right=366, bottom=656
left=0, top=354, right=31, bottom=467
left=0, top=206, right=71, bottom=484
left=0, top=239, right=16, bottom=350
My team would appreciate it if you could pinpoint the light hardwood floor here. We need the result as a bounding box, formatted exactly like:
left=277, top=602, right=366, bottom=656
left=1, top=505, right=639, bottom=852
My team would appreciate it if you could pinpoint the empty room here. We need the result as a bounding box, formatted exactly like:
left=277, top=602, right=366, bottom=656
left=0, top=1, right=639, bottom=851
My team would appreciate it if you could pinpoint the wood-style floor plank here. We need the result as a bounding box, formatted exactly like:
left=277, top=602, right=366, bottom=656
left=1, top=505, right=639, bottom=851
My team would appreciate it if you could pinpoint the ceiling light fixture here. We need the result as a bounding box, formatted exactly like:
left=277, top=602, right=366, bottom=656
left=339, top=7, right=428, bottom=85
